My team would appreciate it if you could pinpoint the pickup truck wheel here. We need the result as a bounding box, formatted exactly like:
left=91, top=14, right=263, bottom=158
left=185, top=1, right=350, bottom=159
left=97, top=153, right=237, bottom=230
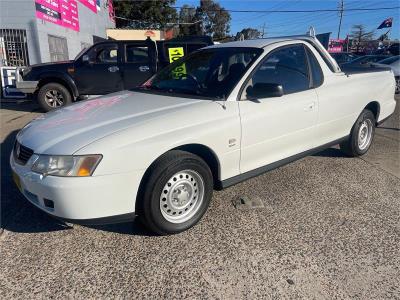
left=37, top=83, right=72, bottom=112
left=139, top=150, right=213, bottom=235
left=340, top=109, right=376, bottom=157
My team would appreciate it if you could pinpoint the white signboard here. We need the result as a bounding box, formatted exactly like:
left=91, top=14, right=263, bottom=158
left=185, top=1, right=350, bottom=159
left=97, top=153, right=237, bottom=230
left=1, top=67, right=27, bottom=99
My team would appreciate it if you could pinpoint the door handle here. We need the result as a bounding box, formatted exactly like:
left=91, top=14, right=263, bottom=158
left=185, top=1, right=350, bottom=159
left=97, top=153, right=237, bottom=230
left=139, top=65, right=150, bottom=72
left=304, top=102, right=315, bottom=112
left=108, top=66, right=119, bottom=72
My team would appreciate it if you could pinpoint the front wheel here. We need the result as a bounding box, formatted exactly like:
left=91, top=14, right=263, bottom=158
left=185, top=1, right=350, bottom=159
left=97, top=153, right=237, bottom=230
left=138, top=150, right=213, bottom=235
left=37, top=83, right=72, bottom=112
left=340, top=109, right=376, bottom=157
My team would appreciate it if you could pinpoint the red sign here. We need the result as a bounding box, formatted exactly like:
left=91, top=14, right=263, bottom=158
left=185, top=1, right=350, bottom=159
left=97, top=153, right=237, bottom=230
left=108, top=0, right=115, bottom=23
left=79, top=0, right=97, bottom=13
left=328, top=39, right=346, bottom=53
left=60, top=0, right=80, bottom=31
left=35, top=0, right=79, bottom=31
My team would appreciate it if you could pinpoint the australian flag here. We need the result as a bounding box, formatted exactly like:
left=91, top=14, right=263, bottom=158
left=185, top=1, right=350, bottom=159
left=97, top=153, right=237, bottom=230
left=377, top=18, right=393, bottom=29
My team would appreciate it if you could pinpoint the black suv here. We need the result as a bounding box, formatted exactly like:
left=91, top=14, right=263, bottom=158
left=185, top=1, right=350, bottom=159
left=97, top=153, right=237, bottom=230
left=16, top=37, right=212, bottom=111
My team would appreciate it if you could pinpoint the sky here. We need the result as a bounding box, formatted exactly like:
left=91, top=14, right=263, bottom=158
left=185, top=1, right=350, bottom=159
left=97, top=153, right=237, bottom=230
left=175, top=0, right=400, bottom=40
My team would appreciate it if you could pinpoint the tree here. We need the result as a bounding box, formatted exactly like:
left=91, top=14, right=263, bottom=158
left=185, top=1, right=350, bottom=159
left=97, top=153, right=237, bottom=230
left=178, top=5, right=201, bottom=36
left=114, top=0, right=177, bottom=29
left=235, top=28, right=261, bottom=40
left=196, top=0, right=231, bottom=40
left=349, top=24, right=374, bottom=52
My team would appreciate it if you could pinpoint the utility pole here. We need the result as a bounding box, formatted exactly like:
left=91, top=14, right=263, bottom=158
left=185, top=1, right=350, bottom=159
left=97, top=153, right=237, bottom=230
left=337, top=0, right=344, bottom=39
left=261, top=22, right=266, bottom=38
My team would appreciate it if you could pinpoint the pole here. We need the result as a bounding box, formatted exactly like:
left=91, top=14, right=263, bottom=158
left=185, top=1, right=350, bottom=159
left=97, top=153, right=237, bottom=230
left=337, top=0, right=344, bottom=39
left=261, top=22, right=266, bottom=38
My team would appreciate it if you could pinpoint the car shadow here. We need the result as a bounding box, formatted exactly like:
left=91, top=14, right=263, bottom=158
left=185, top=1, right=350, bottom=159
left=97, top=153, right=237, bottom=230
left=1, top=130, right=151, bottom=236
left=312, top=147, right=347, bottom=158
left=378, top=127, right=400, bottom=132
left=0, top=101, right=40, bottom=113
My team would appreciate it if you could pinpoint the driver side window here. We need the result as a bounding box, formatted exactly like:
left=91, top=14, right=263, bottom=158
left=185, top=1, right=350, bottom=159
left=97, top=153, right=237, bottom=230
left=88, top=44, right=118, bottom=64
left=242, top=44, right=310, bottom=99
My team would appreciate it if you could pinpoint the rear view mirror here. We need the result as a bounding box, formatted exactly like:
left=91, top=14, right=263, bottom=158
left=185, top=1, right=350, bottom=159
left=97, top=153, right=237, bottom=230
left=246, top=83, right=284, bottom=100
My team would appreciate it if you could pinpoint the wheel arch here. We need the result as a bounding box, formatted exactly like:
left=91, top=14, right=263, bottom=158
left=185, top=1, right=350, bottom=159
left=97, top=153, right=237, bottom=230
left=135, top=143, right=222, bottom=213
left=37, top=73, right=79, bottom=99
left=364, top=101, right=380, bottom=124
left=171, top=144, right=221, bottom=187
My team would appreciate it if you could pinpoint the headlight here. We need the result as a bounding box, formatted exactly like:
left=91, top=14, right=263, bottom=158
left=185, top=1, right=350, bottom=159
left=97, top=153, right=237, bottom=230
left=31, top=155, right=102, bottom=177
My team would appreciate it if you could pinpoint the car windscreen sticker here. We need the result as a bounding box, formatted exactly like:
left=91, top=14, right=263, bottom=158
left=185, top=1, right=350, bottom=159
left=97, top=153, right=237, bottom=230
left=168, top=47, right=185, bottom=63
left=168, top=47, right=186, bottom=79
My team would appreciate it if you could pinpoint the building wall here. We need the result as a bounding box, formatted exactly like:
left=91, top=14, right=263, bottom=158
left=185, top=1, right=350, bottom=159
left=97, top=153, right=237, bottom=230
left=0, top=0, right=115, bottom=65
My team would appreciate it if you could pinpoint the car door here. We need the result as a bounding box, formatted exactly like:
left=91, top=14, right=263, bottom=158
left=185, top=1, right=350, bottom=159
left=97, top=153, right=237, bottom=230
left=74, top=43, right=123, bottom=95
left=238, top=44, right=319, bottom=173
left=121, top=42, right=154, bottom=89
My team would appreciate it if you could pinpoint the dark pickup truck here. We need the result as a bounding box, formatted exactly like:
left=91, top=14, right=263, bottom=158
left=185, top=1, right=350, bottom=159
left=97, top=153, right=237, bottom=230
left=16, top=36, right=212, bottom=111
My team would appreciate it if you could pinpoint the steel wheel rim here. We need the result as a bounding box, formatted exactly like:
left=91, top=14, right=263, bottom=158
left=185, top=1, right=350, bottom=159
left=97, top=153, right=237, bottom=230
left=358, top=119, right=373, bottom=150
left=160, top=169, right=205, bottom=224
left=44, top=90, right=64, bottom=107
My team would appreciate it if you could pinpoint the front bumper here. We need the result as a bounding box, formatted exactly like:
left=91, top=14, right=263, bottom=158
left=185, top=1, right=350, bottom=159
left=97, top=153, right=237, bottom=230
left=10, top=153, right=143, bottom=224
left=15, top=67, right=38, bottom=94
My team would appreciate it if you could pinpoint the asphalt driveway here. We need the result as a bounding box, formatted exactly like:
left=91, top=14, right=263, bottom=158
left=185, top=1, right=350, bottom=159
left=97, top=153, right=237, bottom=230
left=0, top=96, right=399, bottom=299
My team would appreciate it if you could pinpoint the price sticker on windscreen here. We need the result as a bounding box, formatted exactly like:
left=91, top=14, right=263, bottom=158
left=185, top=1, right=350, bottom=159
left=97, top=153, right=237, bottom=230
left=168, top=47, right=185, bottom=63
left=168, top=47, right=187, bottom=79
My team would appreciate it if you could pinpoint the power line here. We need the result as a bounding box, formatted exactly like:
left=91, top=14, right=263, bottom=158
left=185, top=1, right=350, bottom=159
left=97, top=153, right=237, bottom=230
left=176, top=6, right=400, bottom=13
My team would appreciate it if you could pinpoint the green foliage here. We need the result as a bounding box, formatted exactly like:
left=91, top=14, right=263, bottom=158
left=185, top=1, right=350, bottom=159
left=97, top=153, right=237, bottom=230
left=114, top=0, right=178, bottom=29
left=349, top=24, right=375, bottom=52
left=114, top=0, right=231, bottom=39
left=178, top=4, right=201, bottom=36
left=196, top=0, right=231, bottom=40
left=235, top=28, right=261, bottom=40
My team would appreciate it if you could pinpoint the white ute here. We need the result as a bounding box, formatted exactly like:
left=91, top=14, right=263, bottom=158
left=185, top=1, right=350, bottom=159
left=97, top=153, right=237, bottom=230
left=11, top=34, right=396, bottom=235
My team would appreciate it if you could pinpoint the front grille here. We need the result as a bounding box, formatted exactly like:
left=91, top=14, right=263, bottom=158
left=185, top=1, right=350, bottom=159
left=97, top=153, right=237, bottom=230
left=14, top=140, right=34, bottom=165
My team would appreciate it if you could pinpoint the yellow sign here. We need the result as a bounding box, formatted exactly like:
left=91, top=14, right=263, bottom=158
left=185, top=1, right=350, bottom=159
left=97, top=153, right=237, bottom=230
left=168, top=47, right=185, bottom=63
left=168, top=47, right=187, bottom=79
left=171, top=63, right=187, bottom=79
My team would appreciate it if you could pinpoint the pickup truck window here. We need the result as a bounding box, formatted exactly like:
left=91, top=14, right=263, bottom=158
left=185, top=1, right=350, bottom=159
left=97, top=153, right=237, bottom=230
left=247, top=44, right=310, bottom=96
left=93, top=44, right=118, bottom=64
left=139, top=48, right=262, bottom=99
left=126, top=46, right=149, bottom=63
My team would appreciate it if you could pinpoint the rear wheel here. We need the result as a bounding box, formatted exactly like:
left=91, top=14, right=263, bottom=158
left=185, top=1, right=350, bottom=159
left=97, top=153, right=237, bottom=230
left=138, top=150, right=213, bottom=235
left=340, top=109, right=376, bottom=157
left=37, top=83, right=72, bottom=112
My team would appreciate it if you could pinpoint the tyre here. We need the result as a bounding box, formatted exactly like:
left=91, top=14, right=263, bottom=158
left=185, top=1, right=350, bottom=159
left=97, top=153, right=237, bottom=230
left=37, top=83, right=72, bottom=112
left=138, top=150, right=213, bottom=235
left=395, top=76, right=399, bottom=94
left=340, top=109, right=376, bottom=157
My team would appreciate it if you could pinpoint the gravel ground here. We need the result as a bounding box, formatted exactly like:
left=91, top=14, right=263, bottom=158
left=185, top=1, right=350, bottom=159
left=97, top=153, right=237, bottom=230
left=0, top=96, right=399, bottom=299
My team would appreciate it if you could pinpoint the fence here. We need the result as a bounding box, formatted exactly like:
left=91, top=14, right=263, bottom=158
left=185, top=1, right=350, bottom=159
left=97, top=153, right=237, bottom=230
left=0, top=29, right=30, bottom=67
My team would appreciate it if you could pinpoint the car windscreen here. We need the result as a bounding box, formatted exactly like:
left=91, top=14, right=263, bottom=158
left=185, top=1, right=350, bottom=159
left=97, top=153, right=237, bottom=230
left=136, top=47, right=263, bottom=99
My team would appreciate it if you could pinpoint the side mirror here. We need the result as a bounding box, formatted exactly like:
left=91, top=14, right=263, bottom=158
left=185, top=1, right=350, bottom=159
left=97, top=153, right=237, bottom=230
left=82, top=54, right=92, bottom=64
left=246, top=83, right=284, bottom=100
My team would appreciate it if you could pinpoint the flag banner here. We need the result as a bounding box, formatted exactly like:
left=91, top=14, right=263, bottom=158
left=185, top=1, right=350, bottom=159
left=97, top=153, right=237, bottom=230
left=377, top=18, right=393, bottom=29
